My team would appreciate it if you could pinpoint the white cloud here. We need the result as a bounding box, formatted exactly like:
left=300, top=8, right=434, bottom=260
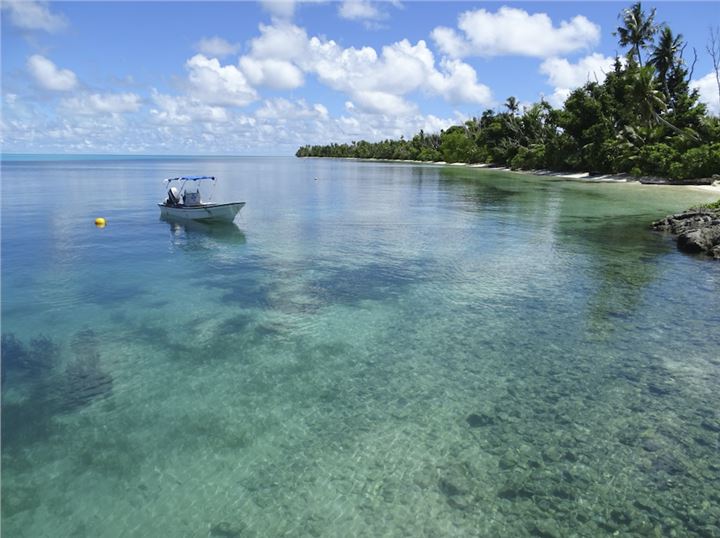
left=241, top=23, right=492, bottom=114
left=338, top=0, right=382, bottom=21
left=236, top=98, right=456, bottom=154
left=305, top=37, right=492, bottom=113
left=27, top=55, right=77, bottom=91
left=352, top=91, right=416, bottom=115
left=255, top=98, right=328, bottom=120
left=245, top=22, right=308, bottom=61
left=540, top=53, right=615, bottom=106
left=339, top=0, right=404, bottom=29
left=195, top=37, right=241, bottom=58
left=150, top=92, right=229, bottom=125
left=334, top=109, right=456, bottom=141
left=2, top=0, right=67, bottom=32
left=260, top=0, right=296, bottom=19
left=61, top=93, right=141, bottom=115
left=432, top=6, right=600, bottom=58
left=691, top=72, right=720, bottom=116
left=546, top=88, right=572, bottom=109
left=4, top=8, right=489, bottom=154
left=239, top=57, right=304, bottom=89
left=185, top=54, right=258, bottom=107
left=250, top=99, right=334, bottom=150
left=1, top=90, right=456, bottom=155
left=421, top=113, right=455, bottom=135
left=540, top=53, right=615, bottom=89
left=430, top=26, right=471, bottom=59
left=427, top=58, right=492, bottom=106
left=258, top=0, right=329, bottom=20
left=314, top=103, right=329, bottom=119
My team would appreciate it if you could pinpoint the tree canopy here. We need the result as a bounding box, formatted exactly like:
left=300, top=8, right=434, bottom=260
left=296, top=3, right=719, bottom=182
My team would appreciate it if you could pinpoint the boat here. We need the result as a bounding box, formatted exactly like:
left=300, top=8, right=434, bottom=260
left=158, top=176, right=245, bottom=222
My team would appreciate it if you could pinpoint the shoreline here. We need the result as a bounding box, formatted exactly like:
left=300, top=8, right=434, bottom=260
left=300, top=156, right=720, bottom=195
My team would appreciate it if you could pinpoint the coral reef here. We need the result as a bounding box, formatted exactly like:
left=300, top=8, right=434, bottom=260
left=1, top=331, right=114, bottom=429
left=59, top=354, right=113, bottom=412
left=1, top=333, right=60, bottom=384
left=58, top=329, right=113, bottom=412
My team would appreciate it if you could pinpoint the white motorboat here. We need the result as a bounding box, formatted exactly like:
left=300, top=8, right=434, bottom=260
left=158, top=176, right=245, bottom=222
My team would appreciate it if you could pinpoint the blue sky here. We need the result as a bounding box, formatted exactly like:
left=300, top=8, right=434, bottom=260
left=2, top=1, right=719, bottom=155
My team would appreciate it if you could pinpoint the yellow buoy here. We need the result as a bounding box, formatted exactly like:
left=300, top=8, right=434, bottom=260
left=95, top=217, right=106, bottom=227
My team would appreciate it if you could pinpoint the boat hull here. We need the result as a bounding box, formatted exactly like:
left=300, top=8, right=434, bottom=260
left=158, top=202, right=245, bottom=222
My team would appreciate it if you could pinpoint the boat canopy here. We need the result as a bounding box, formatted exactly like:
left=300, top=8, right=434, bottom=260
left=164, top=175, right=215, bottom=183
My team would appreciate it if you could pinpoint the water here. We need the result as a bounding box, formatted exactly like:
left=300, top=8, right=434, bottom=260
left=2, top=156, right=719, bottom=537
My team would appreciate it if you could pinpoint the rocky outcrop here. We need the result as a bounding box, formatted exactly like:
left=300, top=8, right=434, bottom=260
left=652, top=208, right=720, bottom=259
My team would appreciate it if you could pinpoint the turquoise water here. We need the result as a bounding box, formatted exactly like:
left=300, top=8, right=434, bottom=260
left=2, top=156, right=719, bottom=537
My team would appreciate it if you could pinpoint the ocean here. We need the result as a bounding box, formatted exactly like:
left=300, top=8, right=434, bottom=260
left=2, top=155, right=719, bottom=536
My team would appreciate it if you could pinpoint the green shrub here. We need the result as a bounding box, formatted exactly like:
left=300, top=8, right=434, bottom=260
left=510, top=145, right=546, bottom=170
left=669, top=143, right=720, bottom=180
left=599, top=139, right=635, bottom=173
left=417, top=147, right=442, bottom=162
left=636, top=143, right=680, bottom=177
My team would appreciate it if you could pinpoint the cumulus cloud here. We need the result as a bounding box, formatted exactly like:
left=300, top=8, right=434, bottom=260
left=1, top=90, right=457, bottom=155
left=540, top=53, right=615, bottom=89
left=338, top=0, right=383, bottom=21
left=353, top=91, right=416, bottom=115
left=195, top=37, right=241, bottom=58
left=691, top=72, right=720, bottom=116
left=61, top=92, right=141, bottom=115
left=150, top=92, right=229, bottom=125
left=255, top=98, right=328, bottom=120
left=2, top=0, right=67, bottom=32
left=245, top=22, right=308, bottom=61
left=239, top=57, right=304, bottom=89
left=544, top=88, right=572, bottom=109
left=432, top=6, right=600, bottom=58
left=427, top=58, right=492, bottom=105
left=334, top=109, right=456, bottom=141
left=307, top=37, right=492, bottom=113
left=27, top=55, right=77, bottom=91
left=4, top=8, right=488, bottom=154
left=239, top=22, right=492, bottom=114
left=185, top=54, right=258, bottom=107
left=540, top=53, right=616, bottom=106
left=260, top=0, right=296, bottom=19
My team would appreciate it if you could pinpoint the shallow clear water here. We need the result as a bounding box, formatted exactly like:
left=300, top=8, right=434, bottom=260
left=2, top=156, right=719, bottom=537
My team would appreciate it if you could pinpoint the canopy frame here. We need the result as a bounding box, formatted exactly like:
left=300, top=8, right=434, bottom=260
left=164, top=175, right=216, bottom=183
left=163, top=176, right=217, bottom=204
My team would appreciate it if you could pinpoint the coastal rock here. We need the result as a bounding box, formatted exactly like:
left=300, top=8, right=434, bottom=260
left=677, top=224, right=720, bottom=255
left=652, top=208, right=720, bottom=259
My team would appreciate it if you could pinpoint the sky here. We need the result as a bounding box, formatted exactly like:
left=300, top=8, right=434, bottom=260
left=2, top=0, right=719, bottom=155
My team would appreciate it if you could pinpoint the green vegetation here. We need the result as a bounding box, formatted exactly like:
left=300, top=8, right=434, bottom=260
left=296, top=3, right=720, bottom=182
left=692, top=198, right=720, bottom=210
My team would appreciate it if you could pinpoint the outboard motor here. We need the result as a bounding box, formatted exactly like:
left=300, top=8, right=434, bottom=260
left=166, top=186, right=180, bottom=206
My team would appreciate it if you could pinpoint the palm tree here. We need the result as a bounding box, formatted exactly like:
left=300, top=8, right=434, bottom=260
left=504, top=96, right=519, bottom=116
left=631, top=66, right=666, bottom=127
left=631, top=65, right=700, bottom=141
left=649, top=26, right=684, bottom=100
left=615, top=2, right=658, bottom=67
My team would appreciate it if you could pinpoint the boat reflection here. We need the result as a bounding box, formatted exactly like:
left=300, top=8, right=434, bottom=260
left=161, top=215, right=247, bottom=247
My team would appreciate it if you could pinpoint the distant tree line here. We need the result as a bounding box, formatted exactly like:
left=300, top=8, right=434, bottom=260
left=297, top=3, right=720, bottom=181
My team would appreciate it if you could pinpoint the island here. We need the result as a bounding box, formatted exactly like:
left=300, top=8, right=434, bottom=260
left=297, top=3, right=720, bottom=185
